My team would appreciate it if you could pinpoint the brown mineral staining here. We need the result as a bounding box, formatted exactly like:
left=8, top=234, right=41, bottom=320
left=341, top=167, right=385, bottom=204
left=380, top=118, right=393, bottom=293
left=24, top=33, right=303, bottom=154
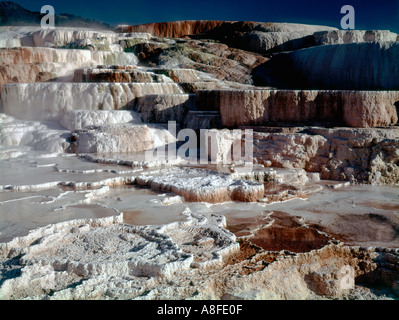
left=250, top=226, right=330, bottom=253
left=362, top=201, right=399, bottom=211
left=224, top=239, right=262, bottom=265
left=200, top=89, right=399, bottom=128
left=262, top=182, right=307, bottom=203
left=115, top=21, right=230, bottom=38
left=223, top=239, right=280, bottom=275
left=244, top=211, right=331, bottom=253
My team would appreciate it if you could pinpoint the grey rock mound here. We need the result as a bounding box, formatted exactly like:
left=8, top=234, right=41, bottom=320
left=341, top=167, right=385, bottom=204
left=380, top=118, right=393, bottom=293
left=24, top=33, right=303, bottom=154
left=255, top=41, right=399, bottom=90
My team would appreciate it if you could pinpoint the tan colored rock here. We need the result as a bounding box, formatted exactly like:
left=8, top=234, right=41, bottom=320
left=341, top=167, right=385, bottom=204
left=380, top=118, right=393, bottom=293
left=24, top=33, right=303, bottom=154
left=0, top=63, right=55, bottom=93
left=221, top=244, right=397, bottom=300
left=341, top=91, right=399, bottom=127
left=0, top=47, right=138, bottom=91
left=250, top=127, right=399, bottom=183
left=198, top=89, right=399, bottom=128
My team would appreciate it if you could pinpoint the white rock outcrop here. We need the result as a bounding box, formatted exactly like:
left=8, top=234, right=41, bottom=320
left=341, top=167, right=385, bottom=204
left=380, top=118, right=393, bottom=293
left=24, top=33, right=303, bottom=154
left=0, top=26, right=151, bottom=49
left=0, top=47, right=138, bottom=66
left=0, top=114, right=70, bottom=153
left=1, top=82, right=183, bottom=122
left=75, top=123, right=177, bottom=154
left=0, top=210, right=240, bottom=299
left=136, top=167, right=264, bottom=203
left=59, top=110, right=142, bottom=131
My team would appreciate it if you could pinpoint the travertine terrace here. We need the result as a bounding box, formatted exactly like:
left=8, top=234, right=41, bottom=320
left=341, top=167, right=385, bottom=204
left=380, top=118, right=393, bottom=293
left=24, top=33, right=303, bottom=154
left=0, top=10, right=398, bottom=301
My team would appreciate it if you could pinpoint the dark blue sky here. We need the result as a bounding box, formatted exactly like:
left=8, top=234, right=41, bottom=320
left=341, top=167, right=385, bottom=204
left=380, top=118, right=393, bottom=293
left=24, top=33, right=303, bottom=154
left=11, top=0, right=399, bottom=32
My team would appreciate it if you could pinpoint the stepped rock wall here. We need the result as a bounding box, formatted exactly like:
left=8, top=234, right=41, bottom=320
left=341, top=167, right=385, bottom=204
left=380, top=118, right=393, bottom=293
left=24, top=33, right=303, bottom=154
left=196, top=89, right=399, bottom=128
left=1, top=82, right=183, bottom=122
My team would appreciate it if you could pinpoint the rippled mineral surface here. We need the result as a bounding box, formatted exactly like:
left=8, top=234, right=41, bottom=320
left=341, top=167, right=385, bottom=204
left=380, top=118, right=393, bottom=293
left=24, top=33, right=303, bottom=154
left=0, top=148, right=397, bottom=300
left=0, top=11, right=398, bottom=300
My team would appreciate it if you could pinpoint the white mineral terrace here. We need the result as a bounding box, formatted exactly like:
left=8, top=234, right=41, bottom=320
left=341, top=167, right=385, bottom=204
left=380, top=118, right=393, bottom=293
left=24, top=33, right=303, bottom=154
left=0, top=143, right=398, bottom=299
left=0, top=24, right=398, bottom=301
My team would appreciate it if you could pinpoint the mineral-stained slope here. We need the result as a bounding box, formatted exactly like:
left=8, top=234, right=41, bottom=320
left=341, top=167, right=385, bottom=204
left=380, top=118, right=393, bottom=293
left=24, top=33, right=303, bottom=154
left=0, top=46, right=139, bottom=92
left=121, top=21, right=339, bottom=54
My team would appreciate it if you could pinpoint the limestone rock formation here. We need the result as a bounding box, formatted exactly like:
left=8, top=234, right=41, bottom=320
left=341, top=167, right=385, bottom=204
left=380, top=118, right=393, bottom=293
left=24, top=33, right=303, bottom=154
left=0, top=47, right=137, bottom=66
left=0, top=25, right=150, bottom=49
left=314, top=30, right=398, bottom=45
left=251, top=127, right=399, bottom=183
left=135, top=94, right=196, bottom=126
left=255, top=42, right=399, bottom=90
left=0, top=114, right=70, bottom=153
left=136, top=167, right=264, bottom=203
left=73, top=67, right=173, bottom=83
left=115, top=20, right=229, bottom=38
left=152, top=68, right=216, bottom=83
left=0, top=46, right=139, bottom=91
left=1, top=212, right=398, bottom=299
left=120, top=21, right=339, bottom=54
left=59, top=110, right=142, bottom=131
left=121, top=36, right=267, bottom=85
left=0, top=62, right=58, bottom=91
left=0, top=11, right=399, bottom=302
left=197, top=89, right=399, bottom=128
left=1, top=82, right=183, bottom=122
left=75, top=123, right=176, bottom=154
